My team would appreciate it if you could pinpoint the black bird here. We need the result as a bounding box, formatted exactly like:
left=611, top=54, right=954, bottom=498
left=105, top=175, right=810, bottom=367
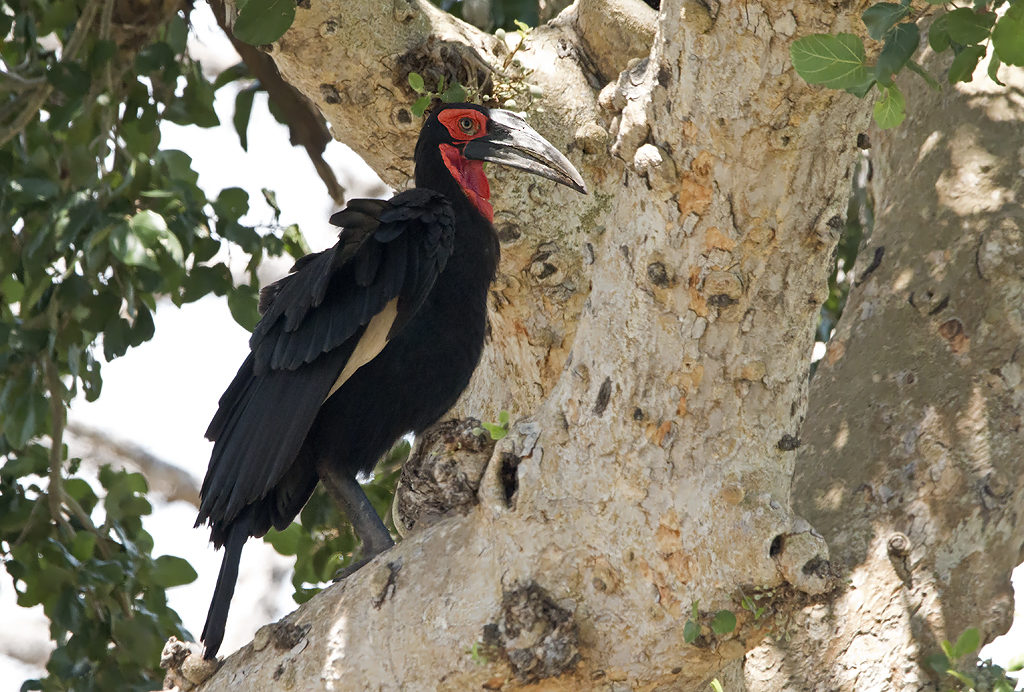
left=196, top=103, right=586, bottom=659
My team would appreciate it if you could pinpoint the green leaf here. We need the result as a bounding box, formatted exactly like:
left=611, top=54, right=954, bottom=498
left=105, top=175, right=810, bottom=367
left=150, top=555, right=198, bottom=588
left=69, top=531, right=97, bottom=561
left=441, top=82, right=468, bottom=103
left=683, top=620, right=700, bottom=643
left=110, top=222, right=159, bottom=271
left=944, top=8, right=995, bottom=45
left=64, top=478, right=98, bottom=515
left=861, top=3, right=910, bottom=41
left=710, top=610, right=736, bottom=635
left=165, top=13, right=189, bottom=54
left=875, top=23, right=919, bottom=84
left=951, top=627, right=980, bottom=660
left=263, top=188, right=282, bottom=220
left=233, top=0, right=296, bottom=46
left=264, top=523, right=303, bottom=555
left=233, top=86, right=257, bottom=151
left=929, top=14, right=951, bottom=53
left=46, top=62, right=91, bottom=98
left=873, top=83, right=906, bottom=129
left=411, top=95, right=432, bottom=118
left=228, top=283, right=260, bottom=331
left=992, top=7, right=1024, bottom=67
left=216, top=187, right=250, bottom=223
left=408, top=72, right=425, bottom=93
left=987, top=53, right=1005, bottom=86
left=948, top=44, right=986, bottom=84
left=89, top=40, right=117, bottom=70
left=213, top=62, right=250, bottom=90
left=129, top=211, right=184, bottom=265
left=481, top=420, right=507, bottom=441
left=2, top=274, right=25, bottom=304
left=282, top=224, right=311, bottom=260
left=156, top=149, right=200, bottom=186
left=709, top=679, right=724, bottom=692
left=790, top=34, right=870, bottom=89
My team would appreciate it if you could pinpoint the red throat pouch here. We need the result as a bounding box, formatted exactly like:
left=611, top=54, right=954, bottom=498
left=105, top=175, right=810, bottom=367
left=439, top=143, right=494, bottom=222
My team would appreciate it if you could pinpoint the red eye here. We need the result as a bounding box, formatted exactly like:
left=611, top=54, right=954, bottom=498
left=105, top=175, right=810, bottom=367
left=458, top=117, right=477, bottom=135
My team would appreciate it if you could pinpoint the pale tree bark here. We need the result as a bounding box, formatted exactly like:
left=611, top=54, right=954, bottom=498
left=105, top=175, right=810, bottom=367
left=740, top=55, right=1024, bottom=690
left=177, top=1, right=1024, bottom=690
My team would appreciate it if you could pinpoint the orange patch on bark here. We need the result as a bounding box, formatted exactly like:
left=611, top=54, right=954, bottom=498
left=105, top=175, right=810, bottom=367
left=938, top=318, right=970, bottom=354
left=704, top=225, right=736, bottom=253
left=645, top=420, right=673, bottom=446
left=825, top=339, right=846, bottom=366
left=677, top=151, right=715, bottom=218
left=687, top=267, right=709, bottom=317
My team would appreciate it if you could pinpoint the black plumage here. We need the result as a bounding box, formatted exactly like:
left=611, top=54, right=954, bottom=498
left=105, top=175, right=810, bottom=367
left=196, top=103, right=586, bottom=659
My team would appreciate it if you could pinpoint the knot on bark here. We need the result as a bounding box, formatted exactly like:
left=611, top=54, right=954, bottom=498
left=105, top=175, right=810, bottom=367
left=482, top=582, right=581, bottom=684
left=771, top=521, right=839, bottom=596
left=393, top=418, right=496, bottom=535
left=160, top=637, right=217, bottom=690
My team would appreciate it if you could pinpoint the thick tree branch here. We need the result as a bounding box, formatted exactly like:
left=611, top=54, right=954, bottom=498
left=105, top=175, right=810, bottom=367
left=744, top=61, right=1024, bottom=691
left=187, top=0, right=887, bottom=689
left=66, top=421, right=201, bottom=507
left=207, top=0, right=345, bottom=204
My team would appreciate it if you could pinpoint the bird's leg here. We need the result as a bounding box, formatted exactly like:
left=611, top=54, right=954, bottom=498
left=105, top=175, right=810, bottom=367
left=318, top=468, right=395, bottom=579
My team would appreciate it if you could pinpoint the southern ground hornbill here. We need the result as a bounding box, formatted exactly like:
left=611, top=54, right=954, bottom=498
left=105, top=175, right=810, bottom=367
left=196, top=103, right=586, bottom=659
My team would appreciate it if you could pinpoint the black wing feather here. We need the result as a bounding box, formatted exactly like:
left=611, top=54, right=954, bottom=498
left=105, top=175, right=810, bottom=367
left=197, top=189, right=454, bottom=529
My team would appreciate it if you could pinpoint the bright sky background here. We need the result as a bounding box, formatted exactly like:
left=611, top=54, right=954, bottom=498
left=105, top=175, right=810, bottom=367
left=1, top=4, right=1023, bottom=688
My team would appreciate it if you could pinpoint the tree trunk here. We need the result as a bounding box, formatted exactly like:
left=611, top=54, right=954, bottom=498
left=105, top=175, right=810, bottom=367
left=742, top=50, right=1024, bottom=692
left=185, top=1, right=1022, bottom=690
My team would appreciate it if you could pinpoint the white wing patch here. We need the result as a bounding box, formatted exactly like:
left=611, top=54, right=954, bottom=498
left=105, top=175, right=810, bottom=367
left=325, top=297, right=399, bottom=401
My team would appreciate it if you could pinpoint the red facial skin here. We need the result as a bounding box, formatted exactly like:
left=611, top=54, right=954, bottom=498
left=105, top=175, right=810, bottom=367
left=436, top=109, right=494, bottom=221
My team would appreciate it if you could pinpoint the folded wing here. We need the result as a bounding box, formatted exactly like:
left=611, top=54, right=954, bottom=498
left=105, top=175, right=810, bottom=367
left=196, top=189, right=455, bottom=539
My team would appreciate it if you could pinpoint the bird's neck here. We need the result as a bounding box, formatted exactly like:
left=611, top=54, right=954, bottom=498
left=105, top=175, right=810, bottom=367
left=416, top=145, right=494, bottom=223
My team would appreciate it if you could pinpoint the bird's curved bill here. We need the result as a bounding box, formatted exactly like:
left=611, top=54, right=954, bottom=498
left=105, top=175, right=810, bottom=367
left=463, top=109, right=588, bottom=194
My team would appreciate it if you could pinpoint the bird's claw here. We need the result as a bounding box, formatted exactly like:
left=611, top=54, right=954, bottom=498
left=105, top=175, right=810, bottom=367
left=332, top=558, right=373, bottom=582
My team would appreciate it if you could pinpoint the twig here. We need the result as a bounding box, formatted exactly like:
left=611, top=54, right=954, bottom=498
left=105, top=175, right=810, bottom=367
left=207, top=0, right=347, bottom=204
left=0, top=0, right=103, bottom=147
left=0, top=69, right=46, bottom=92
left=66, top=420, right=201, bottom=508
left=61, top=486, right=133, bottom=616
left=44, top=360, right=73, bottom=539
left=12, top=499, right=44, bottom=547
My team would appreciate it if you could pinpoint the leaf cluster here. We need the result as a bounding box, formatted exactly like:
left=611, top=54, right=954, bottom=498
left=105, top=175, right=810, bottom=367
left=476, top=410, right=510, bottom=441
left=408, top=72, right=469, bottom=118
left=682, top=601, right=737, bottom=645
left=790, top=0, right=1023, bottom=129
left=927, top=628, right=1020, bottom=692
left=1, top=0, right=309, bottom=687
left=2, top=464, right=195, bottom=691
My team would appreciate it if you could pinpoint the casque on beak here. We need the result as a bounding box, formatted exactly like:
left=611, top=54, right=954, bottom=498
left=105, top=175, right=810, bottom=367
left=463, top=109, right=588, bottom=194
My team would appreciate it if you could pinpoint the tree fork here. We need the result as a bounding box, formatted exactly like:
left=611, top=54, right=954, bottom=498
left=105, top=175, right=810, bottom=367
left=191, top=0, right=895, bottom=689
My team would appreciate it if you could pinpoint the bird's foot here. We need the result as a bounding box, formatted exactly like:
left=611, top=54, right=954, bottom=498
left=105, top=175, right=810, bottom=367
left=332, top=557, right=373, bottom=582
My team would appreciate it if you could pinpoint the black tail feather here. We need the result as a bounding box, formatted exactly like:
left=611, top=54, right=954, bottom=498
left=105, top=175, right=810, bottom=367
left=201, top=516, right=250, bottom=660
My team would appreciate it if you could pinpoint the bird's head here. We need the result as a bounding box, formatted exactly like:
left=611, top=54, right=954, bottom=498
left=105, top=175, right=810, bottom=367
left=415, top=103, right=587, bottom=221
